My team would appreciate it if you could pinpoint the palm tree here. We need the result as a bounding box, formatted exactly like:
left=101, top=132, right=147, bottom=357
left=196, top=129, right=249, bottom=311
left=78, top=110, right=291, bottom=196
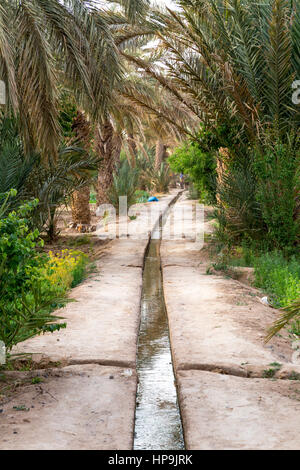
left=123, top=0, right=299, bottom=246
left=0, top=0, right=121, bottom=160
left=96, top=119, right=123, bottom=204
left=90, top=4, right=197, bottom=204
left=155, top=140, right=167, bottom=170
left=0, top=115, right=99, bottom=239
left=150, top=0, right=300, bottom=145
left=70, top=110, right=93, bottom=226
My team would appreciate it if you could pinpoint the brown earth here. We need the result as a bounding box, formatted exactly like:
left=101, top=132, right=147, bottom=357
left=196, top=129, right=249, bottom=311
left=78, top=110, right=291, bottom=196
left=161, top=194, right=300, bottom=450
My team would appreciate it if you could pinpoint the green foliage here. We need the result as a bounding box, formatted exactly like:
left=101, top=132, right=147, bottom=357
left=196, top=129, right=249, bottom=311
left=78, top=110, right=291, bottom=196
left=0, top=193, right=42, bottom=301
left=135, top=189, right=150, bottom=203
left=169, top=128, right=218, bottom=203
left=215, top=139, right=299, bottom=251
left=253, top=140, right=299, bottom=249
left=58, top=91, right=77, bottom=139
left=254, top=251, right=300, bottom=308
left=0, top=191, right=88, bottom=355
left=148, top=162, right=171, bottom=193
left=215, top=160, right=264, bottom=245
left=151, top=0, right=300, bottom=251
left=0, top=194, right=66, bottom=352
left=108, top=160, right=140, bottom=212
left=0, top=116, right=98, bottom=238
left=89, top=190, right=97, bottom=204
left=229, top=242, right=256, bottom=267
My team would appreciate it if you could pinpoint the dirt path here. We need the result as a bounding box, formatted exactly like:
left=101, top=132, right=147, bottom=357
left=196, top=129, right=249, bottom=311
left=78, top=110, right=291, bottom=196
left=0, top=191, right=180, bottom=450
left=2, top=191, right=300, bottom=450
left=161, top=193, right=300, bottom=450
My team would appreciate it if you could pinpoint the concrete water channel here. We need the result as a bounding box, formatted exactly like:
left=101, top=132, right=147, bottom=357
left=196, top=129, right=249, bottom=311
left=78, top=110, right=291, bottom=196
left=134, top=195, right=184, bottom=450
left=134, top=239, right=184, bottom=450
left=2, top=191, right=300, bottom=450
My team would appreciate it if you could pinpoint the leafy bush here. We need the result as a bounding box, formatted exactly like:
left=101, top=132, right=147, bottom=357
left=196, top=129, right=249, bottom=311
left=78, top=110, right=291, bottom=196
left=168, top=126, right=220, bottom=203
left=215, top=140, right=299, bottom=252
left=253, top=141, right=299, bottom=250
left=254, top=252, right=300, bottom=308
left=0, top=192, right=88, bottom=356
left=135, top=189, right=150, bottom=203
left=0, top=195, right=64, bottom=353
left=169, top=139, right=217, bottom=203
left=45, top=249, right=88, bottom=290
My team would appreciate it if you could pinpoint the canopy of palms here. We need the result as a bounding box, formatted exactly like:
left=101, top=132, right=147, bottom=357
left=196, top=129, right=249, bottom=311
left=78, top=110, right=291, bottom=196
left=0, top=0, right=121, bottom=159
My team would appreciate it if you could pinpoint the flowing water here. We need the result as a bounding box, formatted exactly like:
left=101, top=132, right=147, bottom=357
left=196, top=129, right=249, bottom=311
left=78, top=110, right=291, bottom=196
left=133, top=238, right=185, bottom=450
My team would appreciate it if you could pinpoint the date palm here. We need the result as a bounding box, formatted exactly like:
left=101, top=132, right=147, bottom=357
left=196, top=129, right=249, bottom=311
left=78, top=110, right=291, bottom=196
left=93, top=6, right=197, bottom=204
left=124, top=0, right=300, bottom=149
left=70, top=110, right=93, bottom=226
left=0, top=0, right=120, bottom=160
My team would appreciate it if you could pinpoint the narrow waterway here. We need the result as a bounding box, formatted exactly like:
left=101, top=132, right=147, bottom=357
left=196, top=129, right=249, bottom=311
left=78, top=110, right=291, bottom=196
left=133, top=238, right=184, bottom=450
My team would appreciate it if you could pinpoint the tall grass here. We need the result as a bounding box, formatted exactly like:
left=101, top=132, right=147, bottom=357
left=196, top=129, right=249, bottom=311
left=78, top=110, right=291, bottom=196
left=254, top=252, right=300, bottom=308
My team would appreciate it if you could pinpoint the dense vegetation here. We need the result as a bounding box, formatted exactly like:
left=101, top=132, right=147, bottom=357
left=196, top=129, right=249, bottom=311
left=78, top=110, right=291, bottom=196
left=162, top=0, right=300, bottom=337
left=0, top=191, right=88, bottom=357
left=0, top=0, right=299, bottom=352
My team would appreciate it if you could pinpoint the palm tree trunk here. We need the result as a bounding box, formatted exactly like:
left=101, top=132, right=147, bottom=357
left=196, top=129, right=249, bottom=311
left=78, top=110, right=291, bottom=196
left=96, top=120, right=122, bottom=205
left=155, top=139, right=167, bottom=170
left=71, top=185, right=91, bottom=225
left=71, top=111, right=91, bottom=225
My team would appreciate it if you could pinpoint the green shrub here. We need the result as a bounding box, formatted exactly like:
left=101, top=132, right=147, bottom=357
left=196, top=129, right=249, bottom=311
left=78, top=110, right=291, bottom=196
left=169, top=140, right=216, bottom=203
left=253, top=141, right=299, bottom=250
left=168, top=125, right=223, bottom=203
left=0, top=194, right=67, bottom=353
left=135, top=189, right=150, bottom=203
left=215, top=160, right=264, bottom=245
left=254, top=252, right=300, bottom=308
left=108, top=160, right=139, bottom=212
left=0, top=191, right=88, bottom=357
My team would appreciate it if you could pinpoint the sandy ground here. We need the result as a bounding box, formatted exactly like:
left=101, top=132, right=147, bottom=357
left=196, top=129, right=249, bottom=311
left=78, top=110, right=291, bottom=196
left=178, top=370, right=300, bottom=450
left=0, top=365, right=136, bottom=450
left=2, top=190, right=300, bottom=450
left=0, top=191, right=180, bottom=450
left=161, top=193, right=300, bottom=450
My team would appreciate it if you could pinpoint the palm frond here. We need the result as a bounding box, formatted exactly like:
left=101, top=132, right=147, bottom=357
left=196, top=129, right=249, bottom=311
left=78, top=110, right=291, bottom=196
left=264, top=0, right=294, bottom=134
left=16, top=0, right=60, bottom=160
left=0, top=2, right=18, bottom=111
left=265, top=299, right=300, bottom=342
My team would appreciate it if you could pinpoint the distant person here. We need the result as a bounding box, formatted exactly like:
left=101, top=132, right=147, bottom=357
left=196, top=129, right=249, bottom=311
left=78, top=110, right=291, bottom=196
left=179, top=172, right=184, bottom=189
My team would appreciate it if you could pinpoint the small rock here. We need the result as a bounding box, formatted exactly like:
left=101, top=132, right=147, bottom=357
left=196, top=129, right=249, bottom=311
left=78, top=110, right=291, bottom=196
left=260, top=296, right=269, bottom=306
